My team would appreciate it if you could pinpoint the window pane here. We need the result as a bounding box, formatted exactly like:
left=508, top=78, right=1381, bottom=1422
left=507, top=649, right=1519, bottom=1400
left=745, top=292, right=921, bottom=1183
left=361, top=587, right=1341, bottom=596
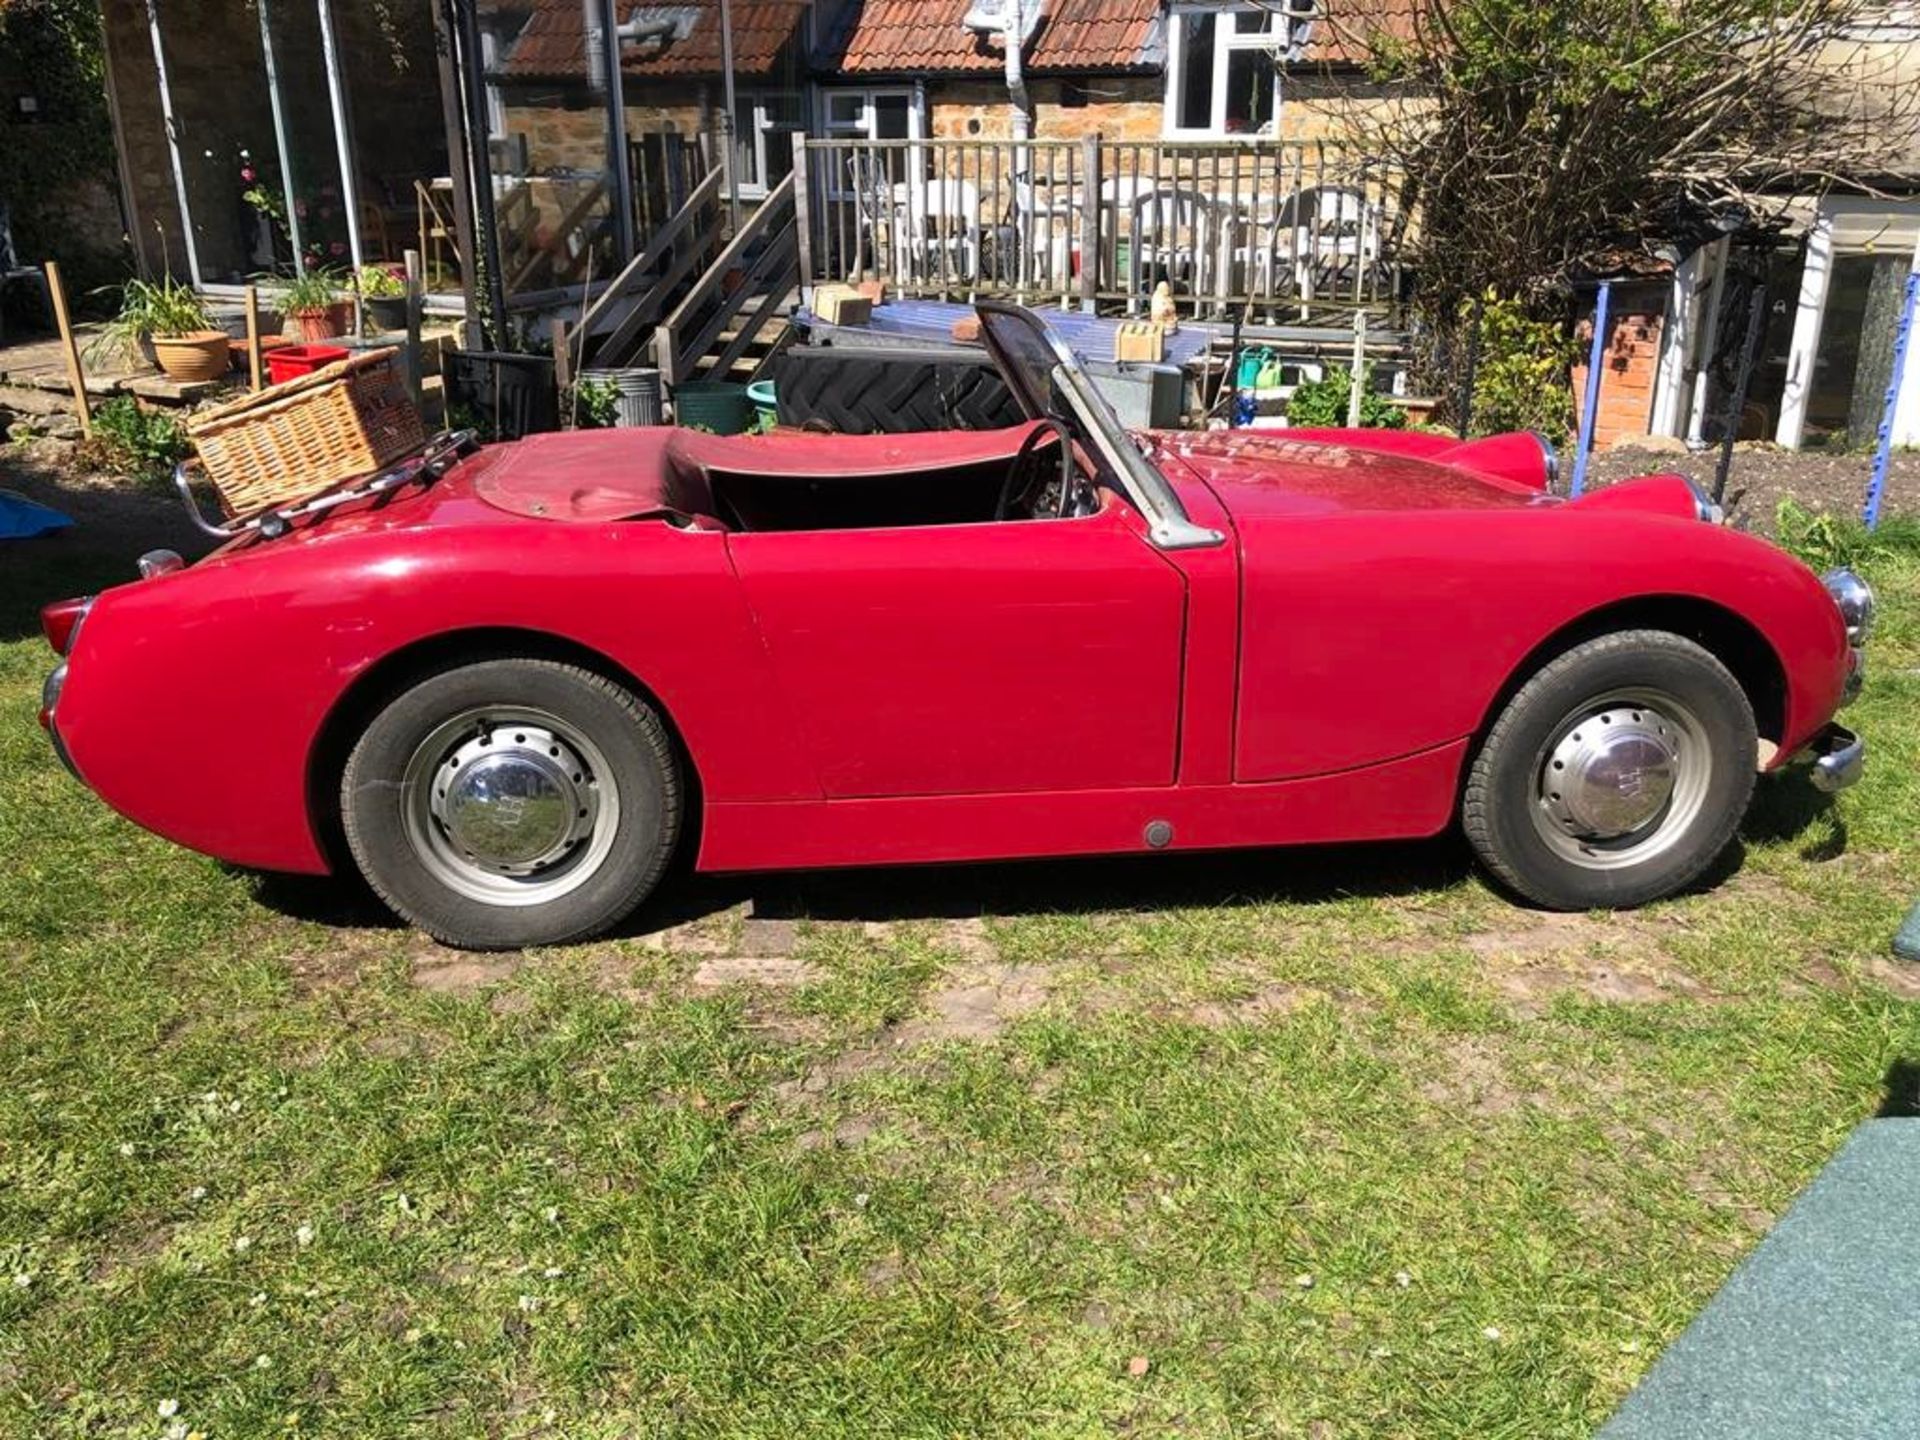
left=732, top=95, right=758, bottom=189
left=1232, top=7, right=1278, bottom=33
left=1178, top=13, right=1217, bottom=132
left=872, top=93, right=911, bottom=140
left=827, top=92, right=865, bottom=127
left=1224, top=46, right=1273, bottom=133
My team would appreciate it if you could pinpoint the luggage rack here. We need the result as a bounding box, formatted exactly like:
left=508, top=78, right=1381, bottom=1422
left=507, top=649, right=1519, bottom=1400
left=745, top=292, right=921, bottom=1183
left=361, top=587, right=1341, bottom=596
left=172, top=429, right=480, bottom=541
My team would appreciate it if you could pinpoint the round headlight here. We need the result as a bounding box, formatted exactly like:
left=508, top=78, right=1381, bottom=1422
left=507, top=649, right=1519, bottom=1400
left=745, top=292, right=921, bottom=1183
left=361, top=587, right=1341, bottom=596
left=1823, top=568, right=1876, bottom=644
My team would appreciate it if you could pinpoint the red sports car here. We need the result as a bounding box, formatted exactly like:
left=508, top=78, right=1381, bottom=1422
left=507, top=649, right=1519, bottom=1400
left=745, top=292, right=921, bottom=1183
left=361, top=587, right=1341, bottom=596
left=39, top=304, right=1870, bottom=949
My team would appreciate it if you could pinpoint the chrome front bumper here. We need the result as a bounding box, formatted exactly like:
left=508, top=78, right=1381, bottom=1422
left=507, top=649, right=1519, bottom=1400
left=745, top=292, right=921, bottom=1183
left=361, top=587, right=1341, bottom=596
left=1801, top=723, right=1865, bottom=794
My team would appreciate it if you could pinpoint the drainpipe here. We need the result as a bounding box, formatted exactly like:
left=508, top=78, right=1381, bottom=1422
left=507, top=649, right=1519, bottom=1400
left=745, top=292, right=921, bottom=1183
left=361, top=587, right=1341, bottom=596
left=1004, top=0, right=1031, bottom=146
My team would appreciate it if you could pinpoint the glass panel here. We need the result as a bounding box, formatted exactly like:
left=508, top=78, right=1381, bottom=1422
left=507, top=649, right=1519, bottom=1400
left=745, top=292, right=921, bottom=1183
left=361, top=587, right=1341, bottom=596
left=1224, top=46, right=1273, bottom=134
left=1805, top=253, right=1908, bottom=449
left=1232, top=7, right=1278, bottom=33
left=732, top=93, right=762, bottom=191
left=872, top=93, right=911, bottom=141
left=827, top=92, right=866, bottom=128
left=478, top=0, right=616, bottom=305
left=1177, top=13, right=1216, bottom=132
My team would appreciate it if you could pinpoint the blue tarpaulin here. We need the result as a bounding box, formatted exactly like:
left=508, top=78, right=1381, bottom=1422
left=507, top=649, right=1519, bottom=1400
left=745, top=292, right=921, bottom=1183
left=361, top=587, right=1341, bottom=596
left=0, top=491, right=72, bottom=540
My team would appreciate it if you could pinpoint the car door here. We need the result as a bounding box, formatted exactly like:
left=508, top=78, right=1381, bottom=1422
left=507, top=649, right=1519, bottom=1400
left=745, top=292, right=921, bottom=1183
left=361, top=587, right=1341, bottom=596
left=725, top=499, right=1187, bottom=798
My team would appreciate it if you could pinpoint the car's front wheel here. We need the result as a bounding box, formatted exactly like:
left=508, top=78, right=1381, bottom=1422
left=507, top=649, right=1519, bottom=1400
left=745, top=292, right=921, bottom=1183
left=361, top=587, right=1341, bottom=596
left=1463, top=630, right=1757, bottom=910
left=341, top=658, right=681, bottom=949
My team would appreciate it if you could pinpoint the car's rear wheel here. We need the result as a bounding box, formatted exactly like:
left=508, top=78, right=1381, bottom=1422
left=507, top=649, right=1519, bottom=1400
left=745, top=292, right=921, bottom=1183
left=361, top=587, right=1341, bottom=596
left=1462, top=630, right=1756, bottom=910
left=341, top=658, right=680, bottom=949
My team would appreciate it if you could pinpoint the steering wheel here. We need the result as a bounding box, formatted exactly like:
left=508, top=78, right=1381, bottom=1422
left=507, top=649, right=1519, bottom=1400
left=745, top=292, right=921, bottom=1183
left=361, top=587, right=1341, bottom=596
left=995, top=419, right=1079, bottom=521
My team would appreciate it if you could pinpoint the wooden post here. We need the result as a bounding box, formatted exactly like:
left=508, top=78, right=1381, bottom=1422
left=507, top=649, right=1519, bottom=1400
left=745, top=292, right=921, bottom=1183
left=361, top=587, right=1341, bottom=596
left=243, top=285, right=264, bottom=392
left=549, top=318, right=568, bottom=397
left=1079, top=132, right=1102, bottom=315
left=1345, top=307, right=1367, bottom=428
left=791, top=131, right=815, bottom=310
left=403, top=248, right=425, bottom=412
left=42, top=261, right=92, bottom=438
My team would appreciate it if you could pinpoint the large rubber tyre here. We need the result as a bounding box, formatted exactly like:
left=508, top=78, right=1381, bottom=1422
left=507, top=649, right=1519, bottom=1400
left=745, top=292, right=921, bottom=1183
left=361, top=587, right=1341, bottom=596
left=1463, top=630, right=1757, bottom=910
left=341, top=658, right=681, bottom=949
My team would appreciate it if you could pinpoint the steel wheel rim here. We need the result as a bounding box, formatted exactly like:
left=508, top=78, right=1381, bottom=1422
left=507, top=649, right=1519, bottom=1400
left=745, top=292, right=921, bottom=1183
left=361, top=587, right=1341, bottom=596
left=1528, top=687, right=1712, bottom=871
left=401, top=705, right=621, bottom=907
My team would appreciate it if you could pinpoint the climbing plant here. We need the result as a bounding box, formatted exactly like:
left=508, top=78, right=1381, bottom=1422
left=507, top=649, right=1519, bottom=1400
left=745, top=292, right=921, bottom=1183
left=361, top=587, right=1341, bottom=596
left=0, top=0, right=127, bottom=297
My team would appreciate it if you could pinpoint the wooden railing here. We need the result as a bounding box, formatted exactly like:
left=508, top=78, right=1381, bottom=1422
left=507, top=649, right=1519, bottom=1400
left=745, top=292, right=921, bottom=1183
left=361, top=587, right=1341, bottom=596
left=576, top=167, right=727, bottom=369
left=653, top=170, right=799, bottom=386
left=794, top=136, right=1407, bottom=322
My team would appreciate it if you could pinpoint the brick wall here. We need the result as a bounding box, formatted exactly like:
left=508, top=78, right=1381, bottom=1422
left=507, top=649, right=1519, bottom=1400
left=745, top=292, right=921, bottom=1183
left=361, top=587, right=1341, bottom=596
left=1569, top=281, right=1667, bottom=450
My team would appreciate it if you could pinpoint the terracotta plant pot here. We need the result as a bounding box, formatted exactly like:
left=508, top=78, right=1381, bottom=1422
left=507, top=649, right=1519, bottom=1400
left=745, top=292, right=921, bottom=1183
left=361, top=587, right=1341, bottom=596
left=150, top=330, right=232, bottom=383
left=292, top=303, right=351, bottom=341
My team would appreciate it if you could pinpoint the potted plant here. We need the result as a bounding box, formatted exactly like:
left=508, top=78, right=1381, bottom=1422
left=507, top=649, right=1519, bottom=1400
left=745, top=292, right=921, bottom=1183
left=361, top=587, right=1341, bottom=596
left=283, top=267, right=351, bottom=341
left=100, top=277, right=230, bottom=382
left=357, top=264, right=409, bottom=332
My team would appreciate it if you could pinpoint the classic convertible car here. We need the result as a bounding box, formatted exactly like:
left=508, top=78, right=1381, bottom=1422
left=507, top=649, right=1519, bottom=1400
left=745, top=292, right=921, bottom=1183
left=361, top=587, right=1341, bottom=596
left=40, top=304, right=1871, bottom=949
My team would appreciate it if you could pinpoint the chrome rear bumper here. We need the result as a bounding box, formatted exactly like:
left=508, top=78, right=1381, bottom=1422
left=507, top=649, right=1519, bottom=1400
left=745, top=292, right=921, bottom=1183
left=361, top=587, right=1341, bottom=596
left=1802, top=723, right=1865, bottom=794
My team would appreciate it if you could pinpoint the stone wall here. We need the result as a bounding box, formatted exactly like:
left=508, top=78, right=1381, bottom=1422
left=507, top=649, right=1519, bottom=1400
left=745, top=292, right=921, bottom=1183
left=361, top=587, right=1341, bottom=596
left=500, top=83, right=708, bottom=176
left=925, top=73, right=1392, bottom=146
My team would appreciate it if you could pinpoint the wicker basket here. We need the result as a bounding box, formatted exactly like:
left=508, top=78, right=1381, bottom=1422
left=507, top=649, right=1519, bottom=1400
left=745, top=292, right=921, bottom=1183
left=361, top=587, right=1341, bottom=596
left=185, top=348, right=426, bottom=516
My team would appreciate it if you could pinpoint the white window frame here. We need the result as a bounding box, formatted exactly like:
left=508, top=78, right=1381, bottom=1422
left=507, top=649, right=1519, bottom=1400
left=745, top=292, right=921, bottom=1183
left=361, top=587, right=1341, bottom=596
left=818, top=85, right=925, bottom=144
left=1163, top=3, right=1285, bottom=139
left=818, top=86, right=926, bottom=198
left=732, top=89, right=804, bottom=199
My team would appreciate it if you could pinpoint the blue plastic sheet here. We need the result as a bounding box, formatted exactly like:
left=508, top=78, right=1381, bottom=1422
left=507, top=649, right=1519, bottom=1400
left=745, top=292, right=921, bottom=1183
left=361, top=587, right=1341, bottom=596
left=0, top=490, right=72, bottom=540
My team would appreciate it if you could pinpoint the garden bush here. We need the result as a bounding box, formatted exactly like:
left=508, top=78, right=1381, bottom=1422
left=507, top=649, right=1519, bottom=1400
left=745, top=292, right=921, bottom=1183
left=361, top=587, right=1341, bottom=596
left=1285, top=366, right=1406, bottom=429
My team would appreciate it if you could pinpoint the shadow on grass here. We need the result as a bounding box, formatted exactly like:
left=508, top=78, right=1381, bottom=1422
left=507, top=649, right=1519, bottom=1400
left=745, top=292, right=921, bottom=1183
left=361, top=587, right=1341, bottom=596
left=0, top=444, right=211, bottom=644
left=245, top=834, right=1482, bottom=941
left=246, top=780, right=1842, bottom=947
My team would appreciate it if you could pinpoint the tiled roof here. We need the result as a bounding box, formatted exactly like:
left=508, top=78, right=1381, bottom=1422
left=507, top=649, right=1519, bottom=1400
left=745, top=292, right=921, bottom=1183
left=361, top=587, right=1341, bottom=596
left=819, top=0, right=1164, bottom=76
left=1300, top=0, right=1420, bottom=67
left=498, top=0, right=808, bottom=80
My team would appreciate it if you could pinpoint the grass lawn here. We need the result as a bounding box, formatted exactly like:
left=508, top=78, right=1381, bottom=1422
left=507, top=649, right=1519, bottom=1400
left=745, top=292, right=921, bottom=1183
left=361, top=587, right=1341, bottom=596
left=3, top=463, right=1919, bottom=1438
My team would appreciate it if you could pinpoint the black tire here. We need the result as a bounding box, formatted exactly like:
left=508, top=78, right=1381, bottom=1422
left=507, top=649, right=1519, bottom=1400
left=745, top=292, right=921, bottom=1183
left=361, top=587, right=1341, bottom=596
left=1462, top=630, right=1757, bottom=910
left=341, top=658, right=681, bottom=949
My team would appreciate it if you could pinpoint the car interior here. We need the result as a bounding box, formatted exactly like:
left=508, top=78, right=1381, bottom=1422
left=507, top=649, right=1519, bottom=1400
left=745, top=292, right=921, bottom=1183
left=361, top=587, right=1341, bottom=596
left=658, top=421, right=1099, bottom=532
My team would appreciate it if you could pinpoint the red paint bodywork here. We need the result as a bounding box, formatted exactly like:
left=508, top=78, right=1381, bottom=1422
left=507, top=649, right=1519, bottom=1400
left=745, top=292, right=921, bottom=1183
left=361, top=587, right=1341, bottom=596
left=44, top=423, right=1850, bottom=880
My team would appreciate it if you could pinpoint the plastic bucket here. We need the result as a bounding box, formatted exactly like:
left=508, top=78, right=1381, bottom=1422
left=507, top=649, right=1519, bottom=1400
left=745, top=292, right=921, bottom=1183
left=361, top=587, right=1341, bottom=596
left=580, top=366, right=662, bottom=428
left=673, top=380, right=753, bottom=435
left=746, top=378, right=777, bottom=431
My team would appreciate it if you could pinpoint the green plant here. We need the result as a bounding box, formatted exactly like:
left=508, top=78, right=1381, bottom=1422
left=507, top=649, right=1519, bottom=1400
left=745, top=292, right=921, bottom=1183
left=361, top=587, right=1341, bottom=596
left=91, top=276, right=212, bottom=364
left=356, top=264, right=405, bottom=299
left=570, top=377, right=621, bottom=430
left=281, top=267, right=344, bottom=313
left=1284, top=366, right=1407, bottom=429
left=79, top=395, right=189, bottom=487
left=1775, top=498, right=1920, bottom=574
left=1468, top=292, right=1576, bottom=439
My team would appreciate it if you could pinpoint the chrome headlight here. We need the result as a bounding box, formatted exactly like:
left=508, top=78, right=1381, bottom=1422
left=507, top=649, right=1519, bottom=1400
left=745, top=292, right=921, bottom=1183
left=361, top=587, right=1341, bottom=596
left=1526, top=431, right=1561, bottom=492
left=1823, top=568, right=1876, bottom=645
left=1679, top=474, right=1725, bottom=525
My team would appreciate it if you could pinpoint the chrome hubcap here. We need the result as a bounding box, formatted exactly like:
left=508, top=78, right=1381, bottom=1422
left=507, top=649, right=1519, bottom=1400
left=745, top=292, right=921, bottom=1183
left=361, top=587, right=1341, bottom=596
left=402, top=707, right=620, bottom=907
left=431, top=726, right=598, bottom=872
left=1531, top=690, right=1712, bottom=870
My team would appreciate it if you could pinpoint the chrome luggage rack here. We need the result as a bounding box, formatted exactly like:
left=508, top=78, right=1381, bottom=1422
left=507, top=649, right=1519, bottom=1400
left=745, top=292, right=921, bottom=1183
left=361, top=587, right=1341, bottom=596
left=172, top=429, right=480, bottom=541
